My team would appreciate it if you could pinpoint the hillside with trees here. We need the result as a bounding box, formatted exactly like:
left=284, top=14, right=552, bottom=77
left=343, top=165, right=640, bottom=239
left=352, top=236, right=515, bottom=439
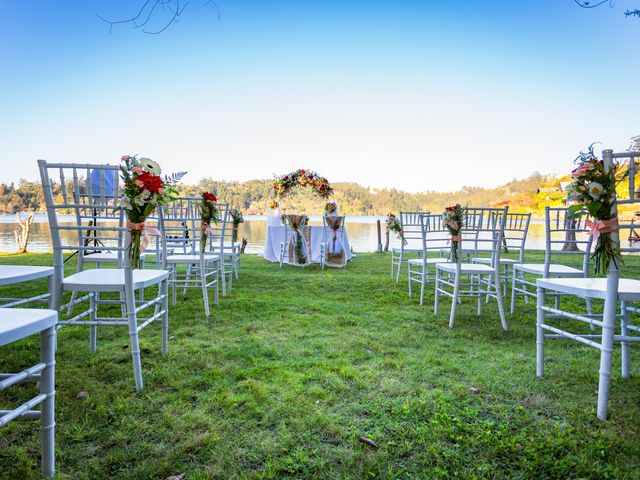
left=0, top=172, right=572, bottom=217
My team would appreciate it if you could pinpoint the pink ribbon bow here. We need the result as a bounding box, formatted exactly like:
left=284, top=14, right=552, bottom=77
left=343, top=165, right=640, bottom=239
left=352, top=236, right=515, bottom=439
left=127, top=221, right=160, bottom=253
left=585, top=218, right=619, bottom=242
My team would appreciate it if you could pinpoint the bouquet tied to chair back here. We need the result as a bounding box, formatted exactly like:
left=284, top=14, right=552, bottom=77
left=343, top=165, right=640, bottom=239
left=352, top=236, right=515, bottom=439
left=230, top=208, right=244, bottom=243
left=442, top=204, right=464, bottom=262
left=201, top=192, right=221, bottom=252
left=567, top=144, right=627, bottom=273
left=386, top=213, right=407, bottom=245
left=119, top=155, right=186, bottom=267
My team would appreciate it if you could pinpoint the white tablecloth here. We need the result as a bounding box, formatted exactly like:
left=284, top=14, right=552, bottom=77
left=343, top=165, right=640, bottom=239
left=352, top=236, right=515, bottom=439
left=262, top=225, right=353, bottom=263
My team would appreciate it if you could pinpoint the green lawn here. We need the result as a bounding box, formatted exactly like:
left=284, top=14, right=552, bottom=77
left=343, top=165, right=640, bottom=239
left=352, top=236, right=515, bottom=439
left=1, top=252, right=639, bottom=479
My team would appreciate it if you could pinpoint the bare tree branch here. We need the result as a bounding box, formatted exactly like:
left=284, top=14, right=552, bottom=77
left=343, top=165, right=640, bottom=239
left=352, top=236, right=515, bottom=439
left=573, top=0, right=613, bottom=8
left=97, top=0, right=221, bottom=35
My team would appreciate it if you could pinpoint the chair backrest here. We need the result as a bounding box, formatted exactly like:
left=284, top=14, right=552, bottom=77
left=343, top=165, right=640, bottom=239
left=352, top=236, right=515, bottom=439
left=322, top=216, right=346, bottom=245
left=282, top=214, right=308, bottom=253
left=610, top=150, right=640, bottom=257
left=453, top=207, right=509, bottom=269
left=38, top=161, right=151, bottom=287
left=418, top=214, right=451, bottom=261
left=399, top=211, right=429, bottom=250
left=502, top=212, right=532, bottom=263
left=161, top=197, right=229, bottom=262
left=544, top=206, right=593, bottom=276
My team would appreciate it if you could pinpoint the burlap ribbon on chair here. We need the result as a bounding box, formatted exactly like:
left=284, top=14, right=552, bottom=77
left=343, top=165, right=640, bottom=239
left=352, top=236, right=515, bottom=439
left=325, top=216, right=345, bottom=267
left=286, top=214, right=311, bottom=264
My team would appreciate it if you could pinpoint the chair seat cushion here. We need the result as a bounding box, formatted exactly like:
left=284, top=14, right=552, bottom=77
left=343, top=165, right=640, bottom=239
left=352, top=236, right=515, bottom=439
left=537, top=277, right=640, bottom=301
left=436, top=263, right=495, bottom=274
left=0, top=309, right=58, bottom=346
left=392, top=248, right=422, bottom=253
left=166, top=254, right=220, bottom=263
left=63, top=269, right=169, bottom=292
left=514, top=263, right=583, bottom=276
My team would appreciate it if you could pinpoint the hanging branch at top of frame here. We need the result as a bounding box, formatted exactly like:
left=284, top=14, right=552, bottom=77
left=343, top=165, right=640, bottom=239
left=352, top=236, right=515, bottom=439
left=96, top=0, right=221, bottom=35
left=573, top=0, right=640, bottom=18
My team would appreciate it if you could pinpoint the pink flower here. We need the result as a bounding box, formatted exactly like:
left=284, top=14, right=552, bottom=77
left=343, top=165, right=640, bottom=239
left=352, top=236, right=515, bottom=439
left=135, top=179, right=144, bottom=188
left=132, top=167, right=143, bottom=174
left=121, top=155, right=131, bottom=162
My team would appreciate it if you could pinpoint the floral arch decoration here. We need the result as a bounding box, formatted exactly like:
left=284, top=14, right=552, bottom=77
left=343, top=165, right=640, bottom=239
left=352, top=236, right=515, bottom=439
left=272, top=169, right=333, bottom=199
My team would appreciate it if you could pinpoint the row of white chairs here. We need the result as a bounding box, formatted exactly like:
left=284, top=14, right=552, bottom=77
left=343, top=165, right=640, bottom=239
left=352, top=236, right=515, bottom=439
left=393, top=149, right=640, bottom=419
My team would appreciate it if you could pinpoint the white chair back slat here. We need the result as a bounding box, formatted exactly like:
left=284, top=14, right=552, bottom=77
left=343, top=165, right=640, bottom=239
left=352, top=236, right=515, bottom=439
left=400, top=211, right=429, bottom=242
left=543, top=206, right=593, bottom=277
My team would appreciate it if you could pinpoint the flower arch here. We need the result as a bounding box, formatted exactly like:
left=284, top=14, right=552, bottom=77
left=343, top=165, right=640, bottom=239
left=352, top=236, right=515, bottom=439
left=272, top=169, right=333, bottom=199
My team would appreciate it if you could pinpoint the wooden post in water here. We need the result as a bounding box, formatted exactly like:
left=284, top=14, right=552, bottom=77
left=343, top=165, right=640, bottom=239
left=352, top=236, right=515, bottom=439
left=376, top=220, right=383, bottom=252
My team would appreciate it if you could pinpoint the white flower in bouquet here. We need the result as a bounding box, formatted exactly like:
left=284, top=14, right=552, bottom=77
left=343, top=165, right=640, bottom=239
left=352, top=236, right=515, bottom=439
left=588, top=181, right=604, bottom=200
left=140, top=158, right=161, bottom=175
left=120, top=196, right=133, bottom=211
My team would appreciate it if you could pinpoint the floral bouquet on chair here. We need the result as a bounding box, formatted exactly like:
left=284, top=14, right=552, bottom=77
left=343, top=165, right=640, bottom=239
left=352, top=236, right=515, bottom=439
left=442, top=204, right=464, bottom=262
left=385, top=213, right=407, bottom=245
left=567, top=144, right=627, bottom=273
left=201, top=192, right=221, bottom=252
left=230, top=208, right=244, bottom=243
left=119, top=155, right=185, bottom=268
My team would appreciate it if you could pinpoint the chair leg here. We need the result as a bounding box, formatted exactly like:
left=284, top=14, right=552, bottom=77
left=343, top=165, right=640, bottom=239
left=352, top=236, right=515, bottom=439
left=89, top=292, right=97, bottom=353
left=220, top=261, right=227, bottom=299
left=214, top=260, right=219, bottom=305
left=477, top=275, right=483, bottom=316
left=40, top=325, right=56, bottom=478
left=494, top=273, right=508, bottom=331
left=67, top=255, right=84, bottom=315
left=449, top=272, right=460, bottom=328
left=407, top=264, right=413, bottom=298
left=395, top=251, right=403, bottom=284
left=621, top=301, right=631, bottom=378
left=171, top=268, right=177, bottom=306
left=125, top=286, right=144, bottom=392
left=201, top=262, right=210, bottom=317
left=183, top=264, right=192, bottom=296
left=161, top=279, right=169, bottom=355
left=510, top=269, right=518, bottom=314
left=536, top=286, right=545, bottom=377
left=434, top=268, right=440, bottom=313
left=597, top=280, right=618, bottom=421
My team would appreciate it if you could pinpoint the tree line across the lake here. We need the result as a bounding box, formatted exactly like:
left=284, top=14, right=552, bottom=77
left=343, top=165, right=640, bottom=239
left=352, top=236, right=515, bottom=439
left=0, top=172, right=575, bottom=217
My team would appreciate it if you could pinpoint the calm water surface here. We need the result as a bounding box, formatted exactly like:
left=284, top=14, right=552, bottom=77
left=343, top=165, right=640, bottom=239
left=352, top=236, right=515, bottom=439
left=0, top=213, right=555, bottom=254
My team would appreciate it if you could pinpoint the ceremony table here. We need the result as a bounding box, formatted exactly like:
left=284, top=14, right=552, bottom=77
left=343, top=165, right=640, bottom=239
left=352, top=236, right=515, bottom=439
left=262, top=225, right=353, bottom=264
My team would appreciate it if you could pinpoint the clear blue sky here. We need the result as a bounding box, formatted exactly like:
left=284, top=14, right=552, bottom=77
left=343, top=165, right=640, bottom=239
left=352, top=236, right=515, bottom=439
left=1, top=0, right=638, bottom=192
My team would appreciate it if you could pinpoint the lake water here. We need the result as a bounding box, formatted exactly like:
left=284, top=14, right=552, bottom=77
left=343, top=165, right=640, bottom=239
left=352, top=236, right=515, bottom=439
left=0, top=213, right=556, bottom=254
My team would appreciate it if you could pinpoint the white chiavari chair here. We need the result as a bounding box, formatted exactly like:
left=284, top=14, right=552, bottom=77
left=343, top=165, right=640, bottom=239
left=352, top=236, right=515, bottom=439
left=320, top=216, right=348, bottom=268
left=163, top=197, right=227, bottom=315
left=536, top=149, right=640, bottom=420
left=435, top=207, right=509, bottom=330
left=38, top=160, right=170, bottom=392
left=474, top=212, right=531, bottom=297
left=391, top=211, right=429, bottom=283
left=407, top=214, right=449, bottom=305
left=511, top=207, right=593, bottom=314
left=0, top=308, right=57, bottom=477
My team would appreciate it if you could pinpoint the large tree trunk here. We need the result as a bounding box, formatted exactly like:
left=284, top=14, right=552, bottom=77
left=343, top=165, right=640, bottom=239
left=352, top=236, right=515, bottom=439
left=14, top=212, right=34, bottom=254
